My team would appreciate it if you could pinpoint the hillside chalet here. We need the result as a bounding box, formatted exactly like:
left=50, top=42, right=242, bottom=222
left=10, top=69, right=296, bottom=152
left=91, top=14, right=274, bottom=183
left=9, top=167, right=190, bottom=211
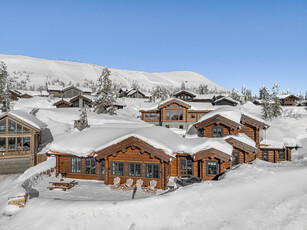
left=278, top=94, right=300, bottom=106
left=49, top=126, right=236, bottom=189
left=47, top=85, right=92, bottom=98
left=193, top=107, right=296, bottom=164
left=140, top=98, right=219, bottom=129
left=0, top=110, right=46, bottom=174
left=119, top=88, right=152, bottom=100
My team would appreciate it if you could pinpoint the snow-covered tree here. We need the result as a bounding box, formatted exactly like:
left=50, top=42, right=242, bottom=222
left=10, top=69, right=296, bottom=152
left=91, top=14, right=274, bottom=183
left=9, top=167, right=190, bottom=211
left=180, top=81, right=186, bottom=90
left=261, top=86, right=273, bottom=119
left=0, top=61, right=9, bottom=102
left=230, top=88, right=240, bottom=101
left=151, top=86, right=171, bottom=102
left=197, top=84, right=209, bottom=94
left=93, top=67, right=117, bottom=114
left=271, top=81, right=282, bottom=117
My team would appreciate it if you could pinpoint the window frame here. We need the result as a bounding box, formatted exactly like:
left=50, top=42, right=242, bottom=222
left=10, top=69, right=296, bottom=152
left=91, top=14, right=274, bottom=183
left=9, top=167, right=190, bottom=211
left=23, top=136, right=31, bottom=151
left=233, top=152, right=240, bottom=165
left=84, top=158, right=97, bottom=174
left=0, top=119, right=6, bottom=133
left=145, top=163, right=160, bottom=179
left=262, top=150, right=269, bottom=161
left=8, top=137, right=16, bottom=151
left=279, top=150, right=285, bottom=159
left=212, top=126, right=224, bottom=138
left=206, top=161, right=219, bottom=176
left=127, top=162, right=142, bottom=177
left=111, top=161, right=125, bottom=176
left=70, top=157, right=82, bottom=173
left=0, top=137, right=6, bottom=151
left=179, top=158, right=194, bottom=176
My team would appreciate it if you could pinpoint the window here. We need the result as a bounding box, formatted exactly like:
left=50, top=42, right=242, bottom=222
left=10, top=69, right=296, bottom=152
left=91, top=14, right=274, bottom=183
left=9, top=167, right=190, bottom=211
left=0, top=137, right=6, bottom=151
left=207, top=161, right=218, bottom=175
left=17, top=137, right=22, bottom=150
left=145, top=164, right=160, bottom=178
left=262, top=150, right=269, bottom=161
left=23, top=137, right=30, bottom=150
left=0, top=119, right=6, bottom=133
left=8, top=137, right=16, bottom=151
left=85, top=158, right=96, bottom=174
left=70, top=157, right=82, bottom=173
left=150, top=113, right=156, bottom=120
left=279, top=150, right=285, bottom=159
left=191, top=113, right=196, bottom=119
left=145, top=113, right=150, bottom=120
left=180, top=158, right=193, bottom=175
left=17, top=124, right=22, bottom=133
left=179, top=125, right=184, bottom=129
left=233, top=152, right=240, bottom=165
left=212, top=127, right=223, bottom=137
left=128, top=162, right=142, bottom=177
left=156, top=113, right=160, bottom=121
left=23, top=127, right=30, bottom=133
left=111, top=161, right=124, bottom=176
left=8, top=120, right=16, bottom=133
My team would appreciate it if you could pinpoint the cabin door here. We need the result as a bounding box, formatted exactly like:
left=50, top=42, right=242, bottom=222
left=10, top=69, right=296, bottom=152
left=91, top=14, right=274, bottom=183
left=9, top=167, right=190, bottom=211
left=99, top=160, right=105, bottom=180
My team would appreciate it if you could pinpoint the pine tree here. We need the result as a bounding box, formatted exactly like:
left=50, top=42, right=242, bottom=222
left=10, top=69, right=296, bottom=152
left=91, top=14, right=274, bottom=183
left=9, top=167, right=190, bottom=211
left=151, top=86, right=170, bottom=102
left=180, top=82, right=186, bottom=90
left=93, top=67, right=117, bottom=114
left=271, top=81, right=282, bottom=117
left=197, top=84, right=209, bottom=94
left=230, top=88, right=240, bottom=101
left=261, top=86, right=273, bottom=119
left=0, top=61, right=9, bottom=102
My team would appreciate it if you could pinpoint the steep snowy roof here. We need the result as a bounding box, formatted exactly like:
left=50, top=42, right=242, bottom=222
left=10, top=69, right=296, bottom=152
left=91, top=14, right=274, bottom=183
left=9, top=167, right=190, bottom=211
left=1, top=110, right=46, bottom=130
left=224, top=133, right=257, bottom=148
left=49, top=126, right=233, bottom=158
left=173, top=89, right=197, bottom=97
left=214, top=96, right=239, bottom=104
left=260, top=126, right=297, bottom=149
left=277, top=94, right=299, bottom=99
left=47, top=85, right=92, bottom=93
left=195, top=107, right=268, bottom=127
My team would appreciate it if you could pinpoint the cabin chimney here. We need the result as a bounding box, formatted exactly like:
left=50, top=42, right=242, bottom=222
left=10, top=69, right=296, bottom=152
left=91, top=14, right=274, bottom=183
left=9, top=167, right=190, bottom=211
left=74, top=108, right=89, bottom=131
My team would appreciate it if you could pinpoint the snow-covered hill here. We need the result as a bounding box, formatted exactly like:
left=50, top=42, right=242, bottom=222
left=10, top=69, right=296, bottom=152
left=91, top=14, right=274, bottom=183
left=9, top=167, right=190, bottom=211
left=0, top=54, right=227, bottom=91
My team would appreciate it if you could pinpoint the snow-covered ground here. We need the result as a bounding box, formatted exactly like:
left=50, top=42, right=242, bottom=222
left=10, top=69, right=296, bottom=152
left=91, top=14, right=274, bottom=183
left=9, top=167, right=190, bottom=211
left=0, top=98, right=307, bottom=229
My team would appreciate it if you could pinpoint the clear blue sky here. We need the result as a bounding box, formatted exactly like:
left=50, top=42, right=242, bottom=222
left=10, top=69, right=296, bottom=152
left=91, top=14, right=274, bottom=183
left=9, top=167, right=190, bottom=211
left=1, top=0, right=306, bottom=94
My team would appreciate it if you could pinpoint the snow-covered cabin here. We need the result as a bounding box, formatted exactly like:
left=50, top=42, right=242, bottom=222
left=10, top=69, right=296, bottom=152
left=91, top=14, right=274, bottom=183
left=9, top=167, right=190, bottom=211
left=212, top=96, right=239, bottom=106
left=119, top=88, right=152, bottom=100
left=0, top=110, right=46, bottom=174
left=48, top=126, right=235, bottom=189
left=193, top=107, right=295, bottom=164
left=140, top=98, right=227, bottom=129
left=173, top=89, right=197, bottom=102
left=278, top=94, right=300, bottom=106
left=47, top=85, right=92, bottom=98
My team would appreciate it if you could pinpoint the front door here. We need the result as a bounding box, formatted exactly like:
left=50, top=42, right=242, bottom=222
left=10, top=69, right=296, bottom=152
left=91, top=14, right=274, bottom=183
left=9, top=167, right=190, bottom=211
left=99, top=160, right=105, bottom=180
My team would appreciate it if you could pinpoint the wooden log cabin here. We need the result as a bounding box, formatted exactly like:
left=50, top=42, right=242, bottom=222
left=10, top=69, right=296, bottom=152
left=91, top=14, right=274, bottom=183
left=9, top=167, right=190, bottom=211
left=140, top=98, right=216, bottom=130
left=49, top=126, right=235, bottom=189
left=278, top=94, right=300, bottom=106
left=0, top=110, right=46, bottom=174
left=47, top=85, right=92, bottom=98
left=193, top=107, right=295, bottom=164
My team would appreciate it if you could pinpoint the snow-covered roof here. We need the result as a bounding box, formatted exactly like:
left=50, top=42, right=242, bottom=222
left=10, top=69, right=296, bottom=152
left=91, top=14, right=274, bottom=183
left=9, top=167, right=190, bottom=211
left=214, top=96, right=239, bottom=104
left=224, top=133, right=257, bottom=149
left=194, top=94, right=228, bottom=100
left=126, top=89, right=151, bottom=97
left=277, top=94, right=299, bottom=99
left=49, top=126, right=233, bottom=158
left=173, top=89, right=197, bottom=97
left=195, top=107, right=268, bottom=127
left=260, top=126, right=297, bottom=149
left=48, top=85, right=92, bottom=93
left=0, top=110, right=46, bottom=130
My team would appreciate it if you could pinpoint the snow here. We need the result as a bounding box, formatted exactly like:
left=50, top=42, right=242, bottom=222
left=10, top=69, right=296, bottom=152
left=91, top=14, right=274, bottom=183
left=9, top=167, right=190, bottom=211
left=194, top=93, right=228, bottom=100
left=0, top=55, right=227, bottom=92
left=225, top=133, right=257, bottom=148
left=2, top=110, right=46, bottom=130
left=173, top=89, right=197, bottom=96
left=49, top=125, right=233, bottom=157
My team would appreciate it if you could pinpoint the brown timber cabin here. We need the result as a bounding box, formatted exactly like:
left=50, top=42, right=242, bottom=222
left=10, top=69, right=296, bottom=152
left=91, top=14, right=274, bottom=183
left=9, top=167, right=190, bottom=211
left=0, top=110, right=46, bottom=174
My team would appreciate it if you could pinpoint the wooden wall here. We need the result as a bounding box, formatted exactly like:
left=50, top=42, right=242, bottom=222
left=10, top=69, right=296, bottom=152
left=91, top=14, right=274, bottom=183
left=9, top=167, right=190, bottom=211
left=203, top=124, right=231, bottom=138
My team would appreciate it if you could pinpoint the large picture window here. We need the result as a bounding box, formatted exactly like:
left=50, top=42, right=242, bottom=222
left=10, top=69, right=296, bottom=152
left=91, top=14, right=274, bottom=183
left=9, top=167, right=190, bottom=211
left=23, top=137, right=30, bottom=150
left=17, top=137, right=22, bottom=150
left=262, top=150, right=269, bottom=161
left=85, top=158, right=96, bottom=174
left=206, top=161, right=218, bottom=175
left=128, top=162, right=142, bottom=177
left=180, top=158, right=193, bottom=175
left=165, top=104, right=184, bottom=121
left=0, top=120, right=6, bottom=133
left=8, top=137, right=16, bottom=151
left=17, top=124, right=22, bottom=133
left=0, top=137, right=6, bottom=151
left=145, top=164, right=160, bottom=178
left=70, top=157, right=82, bottom=173
left=8, top=120, right=16, bottom=133
left=111, top=161, right=124, bottom=176
left=212, top=127, right=224, bottom=137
